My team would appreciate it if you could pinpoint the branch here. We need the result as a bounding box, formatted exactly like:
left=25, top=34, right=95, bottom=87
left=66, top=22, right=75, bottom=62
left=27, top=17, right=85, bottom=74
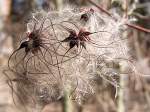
left=87, top=0, right=112, bottom=17
left=126, top=23, right=150, bottom=33
left=87, top=0, right=150, bottom=33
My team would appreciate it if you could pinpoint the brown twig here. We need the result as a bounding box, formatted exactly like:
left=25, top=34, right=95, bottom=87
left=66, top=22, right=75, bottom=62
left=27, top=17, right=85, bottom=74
left=87, top=0, right=112, bottom=17
left=126, top=23, right=150, bottom=33
left=87, top=0, right=150, bottom=33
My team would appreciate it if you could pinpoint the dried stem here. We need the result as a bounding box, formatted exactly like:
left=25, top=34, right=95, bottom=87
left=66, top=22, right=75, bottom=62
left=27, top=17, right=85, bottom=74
left=126, top=23, right=150, bottom=33
left=87, top=0, right=113, bottom=17
left=87, top=0, right=150, bottom=33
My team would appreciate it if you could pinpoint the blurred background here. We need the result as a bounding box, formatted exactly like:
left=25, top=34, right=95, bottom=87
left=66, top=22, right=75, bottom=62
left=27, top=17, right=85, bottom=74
left=0, top=0, right=150, bottom=112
